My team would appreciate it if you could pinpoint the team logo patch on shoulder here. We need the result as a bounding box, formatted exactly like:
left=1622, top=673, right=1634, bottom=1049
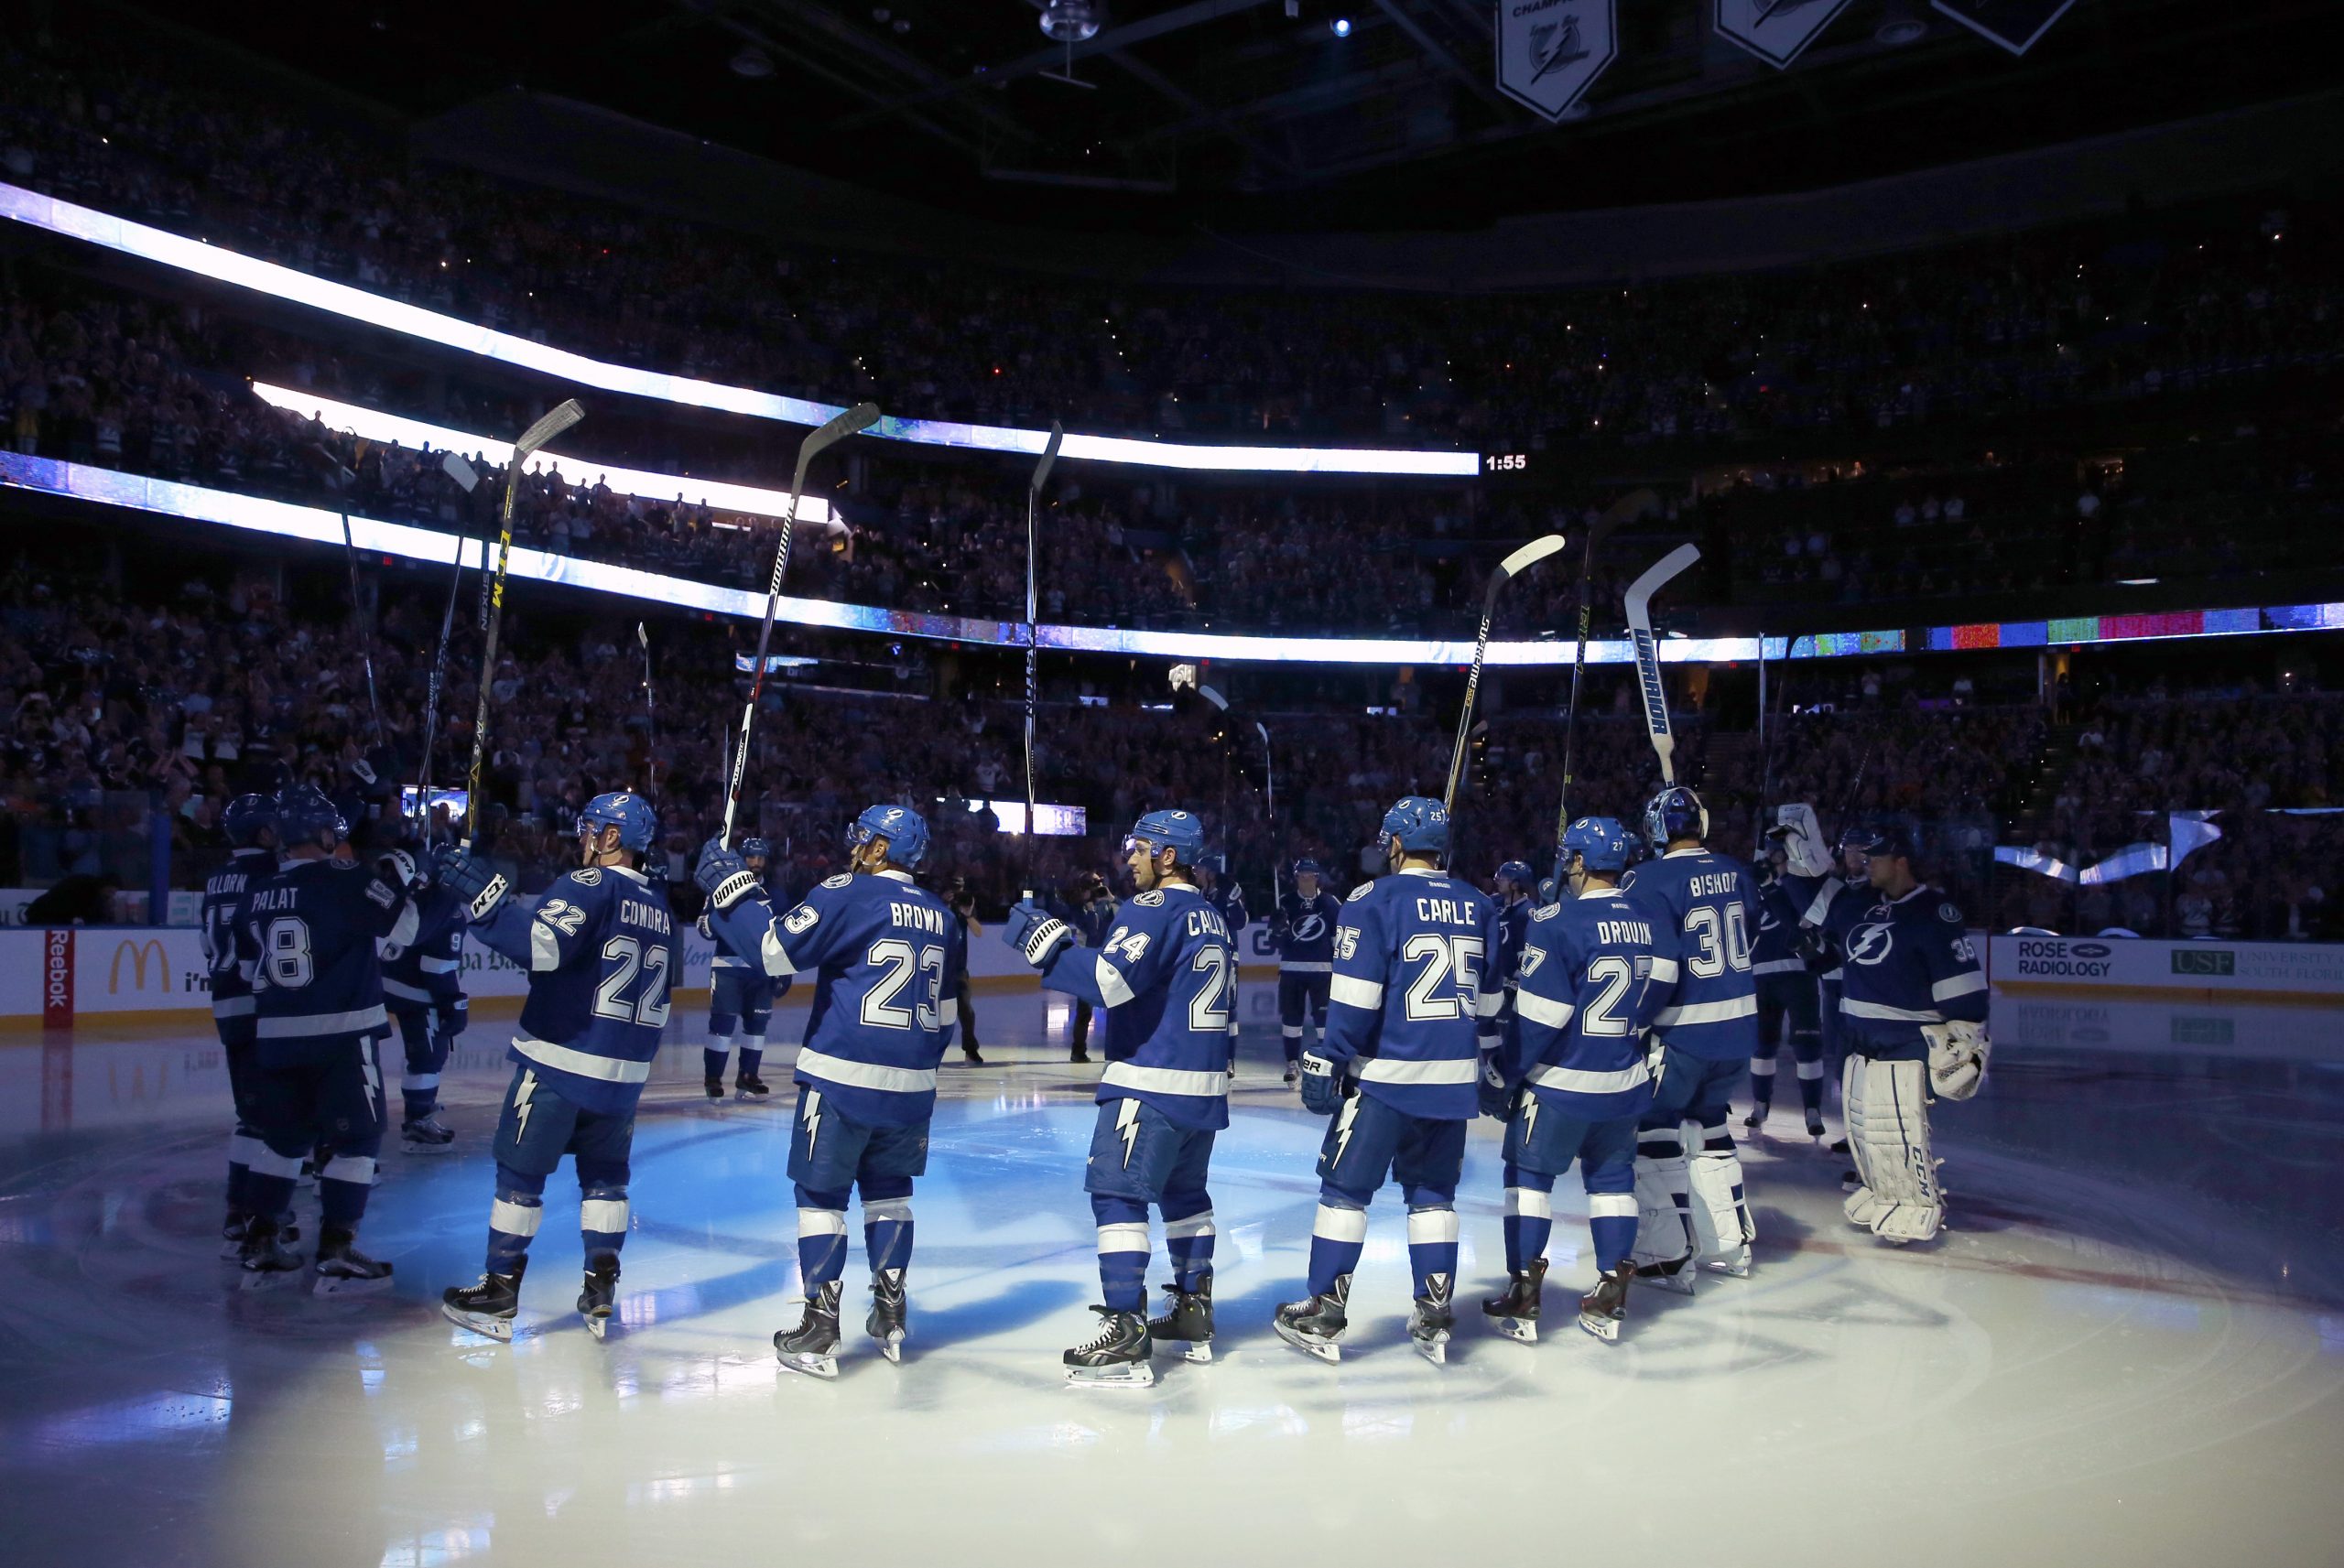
left=1530, top=903, right=1558, bottom=922
left=1134, top=891, right=1166, bottom=908
left=1939, top=902, right=1965, bottom=924
left=1346, top=883, right=1373, bottom=903
left=572, top=868, right=602, bottom=887
left=821, top=873, right=852, bottom=891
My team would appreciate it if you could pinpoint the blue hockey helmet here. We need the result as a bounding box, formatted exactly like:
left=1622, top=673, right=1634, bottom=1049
left=222, top=792, right=277, bottom=847
left=275, top=783, right=342, bottom=845
left=848, top=804, right=929, bottom=868
left=1292, top=858, right=1324, bottom=880
left=577, top=790, right=658, bottom=854
left=739, top=837, right=773, bottom=863
left=1536, top=876, right=1558, bottom=904
left=1381, top=795, right=1449, bottom=855
left=1560, top=816, right=1636, bottom=875
left=1496, top=859, right=1536, bottom=892
left=1643, top=785, right=1709, bottom=849
left=1858, top=823, right=1916, bottom=863
left=1124, top=808, right=1205, bottom=866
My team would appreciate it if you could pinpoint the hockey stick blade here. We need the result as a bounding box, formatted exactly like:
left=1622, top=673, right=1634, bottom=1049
left=1625, top=545, right=1701, bottom=787
left=441, top=453, right=480, bottom=492
left=1623, top=543, right=1700, bottom=631
left=1032, top=421, right=1063, bottom=492
left=515, top=399, right=585, bottom=460
left=1492, top=532, right=1568, bottom=586
left=792, top=403, right=881, bottom=495
left=1197, top=685, right=1231, bottom=713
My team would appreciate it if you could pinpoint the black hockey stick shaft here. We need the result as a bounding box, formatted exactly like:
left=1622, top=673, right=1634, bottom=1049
left=336, top=507, right=387, bottom=754
left=1021, top=422, right=1062, bottom=902
left=1550, top=518, right=1615, bottom=856
left=412, top=456, right=480, bottom=845
left=637, top=622, right=657, bottom=795
left=723, top=403, right=880, bottom=843
left=1442, top=535, right=1566, bottom=862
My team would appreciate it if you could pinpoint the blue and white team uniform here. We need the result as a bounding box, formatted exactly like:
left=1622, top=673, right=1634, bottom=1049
left=201, top=795, right=277, bottom=1251
left=439, top=793, right=676, bottom=1340
left=1620, top=787, right=1761, bottom=1283
left=702, top=806, right=960, bottom=1375
left=1282, top=797, right=1499, bottom=1364
left=234, top=786, right=418, bottom=1285
left=1199, top=859, right=1248, bottom=1066
left=1048, top=878, right=1119, bottom=1062
left=1748, top=867, right=1825, bottom=1133
left=1484, top=817, right=1677, bottom=1342
left=699, top=839, right=790, bottom=1098
left=1272, top=864, right=1341, bottom=1065
left=1011, top=808, right=1231, bottom=1384
left=378, top=851, right=468, bottom=1150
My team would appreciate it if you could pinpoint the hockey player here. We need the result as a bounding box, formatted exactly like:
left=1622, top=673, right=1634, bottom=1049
left=1838, top=827, right=1991, bottom=1245
left=378, top=847, right=467, bottom=1153
left=1622, top=784, right=1761, bottom=1289
left=1052, top=870, right=1119, bottom=1065
left=1195, top=854, right=1249, bottom=1073
left=203, top=793, right=277, bottom=1257
left=696, top=806, right=960, bottom=1378
left=699, top=836, right=787, bottom=1100
left=1005, top=809, right=1230, bottom=1388
left=1492, top=859, right=1536, bottom=989
left=1481, top=817, right=1677, bottom=1344
left=1270, top=859, right=1341, bottom=1085
left=234, top=784, right=418, bottom=1290
left=438, top=792, right=676, bottom=1341
left=1745, top=831, right=1827, bottom=1140
left=1275, top=797, right=1500, bottom=1365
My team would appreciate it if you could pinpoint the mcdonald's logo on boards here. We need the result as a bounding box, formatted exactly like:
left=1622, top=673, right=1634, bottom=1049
left=110, top=938, right=171, bottom=995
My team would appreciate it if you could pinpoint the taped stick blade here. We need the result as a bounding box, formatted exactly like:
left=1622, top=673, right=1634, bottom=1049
left=1033, top=421, right=1064, bottom=492
left=515, top=398, right=585, bottom=458
left=1495, top=532, right=1568, bottom=581
left=440, top=453, right=480, bottom=492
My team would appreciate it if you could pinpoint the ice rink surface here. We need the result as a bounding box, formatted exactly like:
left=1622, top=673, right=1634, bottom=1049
left=3, top=986, right=2341, bottom=1568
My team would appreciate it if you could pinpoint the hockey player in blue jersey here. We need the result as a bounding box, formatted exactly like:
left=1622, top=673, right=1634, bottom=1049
left=1481, top=817, right=1677, bottom=1345
left=1746, top=829, right=1828, bottom=1141
left=1271, top=859, right=1341, bottom=1086
left=203, top=794, right=277, bottom=1258
left=1492, top=859, right=1536, bottom=990
left=1049, top=870, right=1119, bottom=1065
left=697, top=805, right=961, bottom=1378
left=1837, top=827, right=1991, bottom=1245
left=1195, top=853, right=1249, bottom=1073
left=1622, top=784, right=1761, bottom=1289
left=377, top=847, right=468, bottom=1154
left=1275, top=796, right=1501, bottom=1365
left=1005, top=808, right=1231, bottom=1388
left=698, top=836, right=788, bottom=1100
left=438, top=792, right=677, bottom=1341
left=233, top=784, right=418, bottom=1290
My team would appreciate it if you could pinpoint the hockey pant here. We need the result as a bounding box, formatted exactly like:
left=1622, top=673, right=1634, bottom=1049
left=220, top=1015, right=261, bottom=1217
left=1309, top=1090, right=1464, bottom=1301
left=1752, top=971, right=1825, bottom=1114
left=1633, top=1048, right=1755, bottom=1271
left=245, top=1036, right=385, bottom=1232
left=485, top=1065, right=635, bottom=1274
left=705, top=964, right=777, bottom=1084
left=789, top=1087, right=928, bottom=1292
left=1277, top=969, right=1332, bottom=1062
left=1084, top=1098, right=1217, bottom=1313
left=1842, top=1051, right=1943, bottom=1244
left=1500, top=1092, right=1639, bottom=1274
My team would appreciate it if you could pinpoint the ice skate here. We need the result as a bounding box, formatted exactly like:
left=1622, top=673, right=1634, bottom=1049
left=1579, top=1262, right=1634, bottom=1343
left=238, top=1215, right=304, bottom=1285
left=703, top=1075, right=725, bottom=1102
left=734, top=1072, right=771, bottom=1100
left=866, top=1268, right=907, bottom=1362
left=1408, top=1277, right=1456, bottom=1365
left=220, top=1213, right=251, bottom=1261
left=1481, top=1258, right=1547, bottom=1344
left=1069, top=1046, right=1091, bottom=1065
left=1806, top=1108, right=1828, bottom=1141
left=579, top=1260, right=619, bottom=1339
left=776, top=1280, right=842, bottom=1379
left=442, top=1258, right=526, bottom=1341
left=400, top=1114, right=455, bottom=1154
left=1633, top=1251, right=1698, bottom=1296
left=313, top=1227, right=395, bottom=1294
left=1283, top=1062, right=1300, bottom=1087
left=1063, top=1306, right=1155, bottom=1387
left=1273, top=1276, right=1349, bottom=1363
left=1742, top=1101, right=1771, bottom=1130
left=960, top=1044, right=985, bottom=1065
left=1703, top=1242, right=1753, bottom=1278
left=1145, top=1276, right=1214, bottom=1364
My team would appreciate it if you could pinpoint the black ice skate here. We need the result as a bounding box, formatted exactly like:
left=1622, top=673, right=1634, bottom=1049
left=1408, top=1276, right=1456, bottom=1365
left=1063, top=1305, right=1155, bottom=1388
left=220, top=1213, right=252, bottom=1261
left=776, top=1280, right=843, bottom=1379
left=1145, top=1276, right=1215, bottom=1364
left=314, top=1227, right=395, bottom=1295
left=579, top=1260, right=619, bottom=1339
left=960, top=1044, right=985, bottom=1065
left=1481, top=1257, right=1548, bottom=1345
left=1273, top=1276, right=1350, bottom=1364
left=1069, top=1045, right=1091, bottom=1065
left=1742, top=1101, right=1772, bottom=1130
left=734, top=1072, right=772, bottom=1100
left=1579, top=1262, right=1634, bottom=1343
left=239, top=1214, right=305, bottom=1286
left=703, top=1075, right=726, bottom=1102
left=1807, top=1108, right=1828, bottom=1141
left=866, top=1268, right=907, bottom=1362
left=1283, top=1062, right=1300, bottom=1087
left=442, top=1257, right=527, bottom=1341
left=401, top=1114, right=456, bottom=1154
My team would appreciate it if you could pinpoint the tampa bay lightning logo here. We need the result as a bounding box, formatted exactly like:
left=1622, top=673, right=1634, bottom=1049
left=1294, top=914, right=1328, bottom=943
left=1847, top=922, right=1895, bottom=966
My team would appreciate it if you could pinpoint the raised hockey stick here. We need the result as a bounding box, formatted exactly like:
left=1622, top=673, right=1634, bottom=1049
left=413, top=454, right=480, bottom=844
left=1549, top=514, right=1617, bottom=860
left=1441, top=534, right=1567, bottom=837
left=637, top=622, right=657, bottom=795
left=722, top=402, right=881, bottom=842
left=1020, top=422, right=1062, bottom=901
left=462, top=398, right=585, bottom=849
left=1624, top=543, right=1701, bottom=788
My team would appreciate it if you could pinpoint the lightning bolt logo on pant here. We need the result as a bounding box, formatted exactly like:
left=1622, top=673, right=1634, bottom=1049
left=511, top=1069, right=538, bottom=1141
left=1332, top=1096, right=1361, bottom=1167
left=1519, top=1093, right=1538, bottom=1143
left=802, top=1089, right=823, bottom=1161
left=1117, top=1098, right=1141, bottom=1169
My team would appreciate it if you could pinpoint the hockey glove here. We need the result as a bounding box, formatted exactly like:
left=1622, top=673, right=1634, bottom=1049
left=1002, top=899, right=1073, bottom=970
left=1923, top=1019, right=1990, bottom=1101
left=696, top=912, right=714, bottom=940
left=438, top=997, right=469, bottom=1040
left=1477, top=1050, right=1515, bottom=1121
left=1298, top=1050, right=1345, bottom=1115
left=1796, top=923, right=1837, bottom=971
left=432, top=846, right=509, bottom=922
left=693, top=837, right=759, bottom=912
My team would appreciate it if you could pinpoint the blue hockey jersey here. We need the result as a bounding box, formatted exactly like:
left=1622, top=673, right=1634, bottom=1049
left=1750, top=876, right=1807, bottom=981
left=1503, top=886, right=1678, bottom=1119
left=1494, top=896, right=1533, bottom=992
left=1207, top=881, right=1249, bottom=942
left=201, top=847, right=275, bottom=1043
left=709, top=869, right=962, bottom=1127
left=1274, top=890, right=1342, bottom=971
left=472, top=864, right=677, bottom=1116
left=1785, top=871, right=1852, bottom=980
left=240, top=855, right=418, bottom=1067
left=1036, top=881, right=1232, bottom=1130
left=1622, top=848, right=1759, bottom=1062
left=1321, top=867, right=1502, bottom=1121
left=382, top=881, right=466, bottom=1012
left=1837, top=884, right=1990, bottom=1050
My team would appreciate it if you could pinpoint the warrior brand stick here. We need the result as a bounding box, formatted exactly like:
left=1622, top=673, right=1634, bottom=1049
left=463, top=398, right=584, bottom=848
left=1021, top=422, right=1062, bottom=901
left=1624, top=543, right=1701, bottom=788
left=723, top=402, right=880, bottom=842
left=1442, top=535, right=1567, bottom=839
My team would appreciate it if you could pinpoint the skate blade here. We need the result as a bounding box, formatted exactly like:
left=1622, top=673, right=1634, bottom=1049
left=442, top=1304, right=515, bottom=1341
left=1273, top=1322, right=1342, bottom=1363
left=218, top=1239, right=247, bottom=1261
left=1183, top=1341, right=1213, bottom=1364
left=584, top=1312, right=611, bottom=1341
left=776, top=1350, right=840, bottom=1380
left=1702, top=1255, right=1753, bottom=1279
left=1065, top=1364, right=1155, bottom=1389
left=1491, top=1316, right=1537, bottom=1345
left=314, top=1271, right=396, bottom=1296
left=1634, top=1265, right=1697, bottom=1297
left=239, top=1266, right=299, bottom=1292
left=401, top=1140, right=456, bottom=1155
left=1412, top=1336, right=1449, bottom=1365
left=734, top=1090, right=769, bottom=1102
left=1578, top=1314, right=1622, bottom=1344
left=877, top=1331, right=904, bottom=1364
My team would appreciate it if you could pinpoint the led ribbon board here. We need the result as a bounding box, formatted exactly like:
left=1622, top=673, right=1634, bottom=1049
left=0, top=181, right=1479, bottom=479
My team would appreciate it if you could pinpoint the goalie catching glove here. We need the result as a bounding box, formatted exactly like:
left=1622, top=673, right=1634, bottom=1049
left=1922, top=1019, right=1990, bottom=1101
left=692, top=837, right=762, bottom=912
left=1001, top=899, right=1073, bottom=970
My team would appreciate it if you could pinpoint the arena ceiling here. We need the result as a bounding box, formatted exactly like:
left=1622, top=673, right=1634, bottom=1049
left=139, top=0, right=2326, bottom=231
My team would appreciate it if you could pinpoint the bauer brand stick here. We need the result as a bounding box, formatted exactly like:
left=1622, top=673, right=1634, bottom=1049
left=1441, top=534, right=1567, bottom=827
left=462, top=398, right=585, bottom=848
left=723, top=402, right=881, bottom=841
left=1021, top=422, right=1062, bottom=900
left=1624, top=543, right=1701, bottom=788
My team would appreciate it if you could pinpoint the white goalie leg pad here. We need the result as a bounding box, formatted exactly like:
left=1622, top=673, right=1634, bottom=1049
left=1630, top=1127, right=1696, bottom=1270
left=1687, top=1123, right=1755, bottom=1271
left=1850, top=1057, right=1942, bottom=1243
left=1840, top=1055, right=1885, bottom=1227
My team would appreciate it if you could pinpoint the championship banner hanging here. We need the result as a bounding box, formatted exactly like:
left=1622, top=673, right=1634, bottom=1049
left=1930, top=0, right=2078, bottom=55
left=1714, top=0, right=1854, bottom=68
left=1495, top=0, right=1617, bottom=123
